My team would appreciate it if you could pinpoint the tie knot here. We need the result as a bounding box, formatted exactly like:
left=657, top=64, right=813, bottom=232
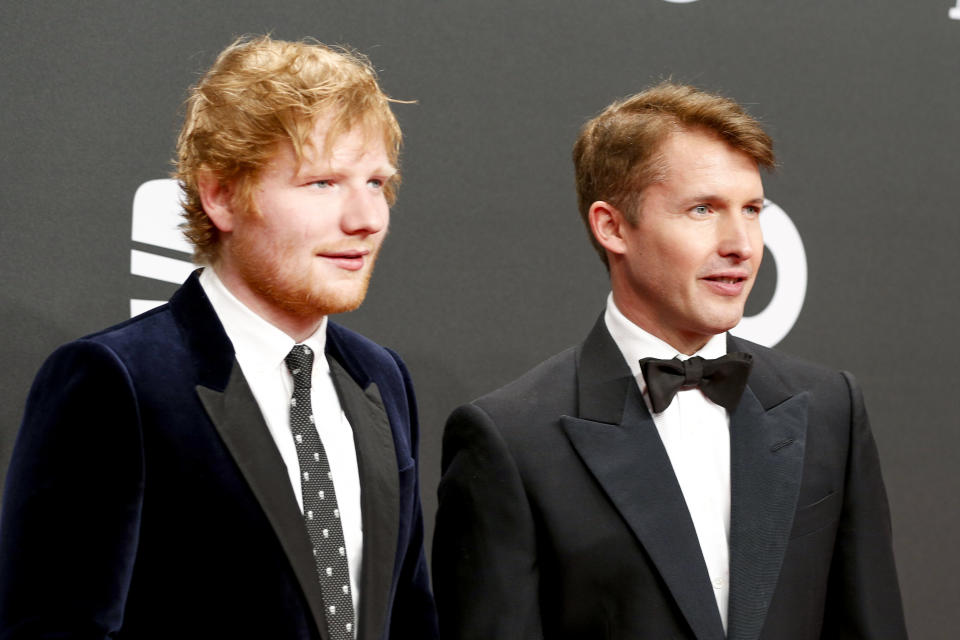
left=682, top=356, right=704, bottom=386
left=639, top=351, right=753, bottom=414
left=285, top=344, right=314, bottom=389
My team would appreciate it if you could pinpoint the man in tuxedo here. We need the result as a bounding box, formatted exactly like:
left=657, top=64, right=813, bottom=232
left=433, top=83, right=907, bottom=639
left=0, top=36, right=438, bottom=640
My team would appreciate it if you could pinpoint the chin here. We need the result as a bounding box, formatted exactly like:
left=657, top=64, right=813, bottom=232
left=715, top=316, right=745, bottom=335
left=316, top=296, right=366, bottom=316
left=304, top=281, right=372, bottom=316
left=696, top=312, right=745, bottom=337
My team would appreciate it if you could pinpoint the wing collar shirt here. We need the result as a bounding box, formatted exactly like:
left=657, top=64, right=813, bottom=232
left=604, top=293, right=732, bottom=632
left=200, top=267, right=363, bottom=613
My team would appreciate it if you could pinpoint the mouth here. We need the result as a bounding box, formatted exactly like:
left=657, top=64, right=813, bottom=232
left=701, top=273, right=750, bottom=295
left=318, top=249, right=369, bottom=271
left=705, top=276, right=745, bottom=284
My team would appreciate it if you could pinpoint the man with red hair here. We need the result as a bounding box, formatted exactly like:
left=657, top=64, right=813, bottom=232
left=1, top=36, right=438, bottom=640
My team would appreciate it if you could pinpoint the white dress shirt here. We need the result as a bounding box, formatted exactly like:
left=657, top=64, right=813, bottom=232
left=604, top=293, right=732, bottom=632
left=200, top=268, right=363, bottom=614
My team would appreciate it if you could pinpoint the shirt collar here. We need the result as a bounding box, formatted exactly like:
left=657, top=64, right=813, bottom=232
left=199, top=267, right=327, bottom=372
left=603, top=292, right=727, bottom=384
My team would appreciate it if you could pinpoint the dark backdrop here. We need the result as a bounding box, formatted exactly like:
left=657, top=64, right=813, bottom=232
left=2, top=2, right=958, bottom=636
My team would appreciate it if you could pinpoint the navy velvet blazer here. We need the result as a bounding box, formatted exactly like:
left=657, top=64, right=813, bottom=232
left=434, top=315, right=906, bottom=640
left=0, top=271, right=438, bottom=640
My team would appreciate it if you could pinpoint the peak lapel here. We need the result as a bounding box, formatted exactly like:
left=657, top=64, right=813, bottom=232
left=196, top=362, right=331, bottom=640
left=726, top=383, right=808, bottom=640
left=329, top=357, right=398, bottom=640
left=561, top=316, right=726, bottom=640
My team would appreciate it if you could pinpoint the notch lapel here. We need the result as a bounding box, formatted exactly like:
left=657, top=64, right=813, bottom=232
left=561, top=317, right=726, bottom=640
left=196, top=362, right=331, bottom=640
left=726, top=365, right=808, bottom=640
left=329, top=357, right=398, bottom=640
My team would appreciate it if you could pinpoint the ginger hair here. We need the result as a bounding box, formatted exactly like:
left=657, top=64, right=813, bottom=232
left=176, top=35, right=402, bottom=264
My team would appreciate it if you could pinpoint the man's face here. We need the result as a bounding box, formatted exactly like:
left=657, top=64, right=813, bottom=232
left=217, top=120, right=395, bottom=335
left=611, top=128, right=765, bottom=353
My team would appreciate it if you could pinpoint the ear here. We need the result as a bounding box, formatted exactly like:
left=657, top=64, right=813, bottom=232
left=196, top=171, right=237, bottom=233
left=588, top=200, right=629, bottom=257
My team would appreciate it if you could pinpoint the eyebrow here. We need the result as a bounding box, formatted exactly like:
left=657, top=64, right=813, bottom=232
left=687, top=194, right=765, bottom=207
left=295, top=162, right=398, bottom=180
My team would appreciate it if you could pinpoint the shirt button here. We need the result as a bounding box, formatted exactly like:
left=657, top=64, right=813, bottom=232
left=713, top=577, right=724, bottom=589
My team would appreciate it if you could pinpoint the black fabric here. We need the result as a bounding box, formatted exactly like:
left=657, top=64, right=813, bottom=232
left=639, top=352, right=754, bottom=413
left=433, top=315, right=907, bottom=640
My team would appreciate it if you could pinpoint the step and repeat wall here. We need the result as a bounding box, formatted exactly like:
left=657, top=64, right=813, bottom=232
left=2, top=2, right=958, bottom=635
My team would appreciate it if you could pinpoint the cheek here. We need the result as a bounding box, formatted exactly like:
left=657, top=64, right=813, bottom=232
left=248, top=220, right=307, bottom=258
left=366, top=196, right=390, bottom=227
left=658, top=239, right=708, bottom=277
left=750, top=228, right=764, bottom=263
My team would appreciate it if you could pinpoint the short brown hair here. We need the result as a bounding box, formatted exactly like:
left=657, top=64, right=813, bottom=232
left=572, top=82, right=775, bottom=265
left=176, top=35, right=403, bottom=264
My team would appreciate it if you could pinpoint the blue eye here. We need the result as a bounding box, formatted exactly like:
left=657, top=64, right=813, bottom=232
left=311, top=180, right=332, bottom=189
left=367, top=178, right=384, bottom=189
left=693, top=205, right=709, bottom=215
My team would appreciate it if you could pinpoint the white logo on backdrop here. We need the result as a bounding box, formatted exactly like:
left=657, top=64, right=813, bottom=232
left=130, top=179, right=195, bottom=317
left=734, top=199, right=807, bottom=347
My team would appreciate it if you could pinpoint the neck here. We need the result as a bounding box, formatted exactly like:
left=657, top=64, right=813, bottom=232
left=212, top=265, right=325, bottom=343
left=609, top=289, right=711, bottom=356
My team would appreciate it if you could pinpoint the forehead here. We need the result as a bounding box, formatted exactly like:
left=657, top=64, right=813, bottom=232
left=258, top=119, right=393, bottom=180
left=303, top=117, right=390, bottom=161
left=657, top=128, right=762, bottom=188
left=255, top=131, right=393, bottom=188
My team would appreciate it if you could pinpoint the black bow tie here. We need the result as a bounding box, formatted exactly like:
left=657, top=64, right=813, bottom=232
left=638, top=352, right=753, bottom=414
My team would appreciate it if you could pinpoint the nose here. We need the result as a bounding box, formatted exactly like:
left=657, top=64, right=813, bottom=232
left=717, top=213, right=759, bottom=262
left=340, top=186, right=389, bottom=236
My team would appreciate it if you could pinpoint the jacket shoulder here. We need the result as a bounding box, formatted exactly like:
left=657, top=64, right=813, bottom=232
left=730, top=334, right=851, bottom=401
left=34, top=303, right=182, bottom=377
left=471, top=346, right=578, bottom=420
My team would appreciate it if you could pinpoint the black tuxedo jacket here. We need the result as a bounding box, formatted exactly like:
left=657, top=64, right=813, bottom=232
left=433, top=316, right=906, bottom=639
left=0, top=271, right=438, bottom=640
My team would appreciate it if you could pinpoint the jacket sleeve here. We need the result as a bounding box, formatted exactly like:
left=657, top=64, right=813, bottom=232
left=820, top=371, right=907, bottom=638
left=432, top=403, right=544, bottom=640
left=0, top=340, right=145, bottom=639
left=384, top=349, right=439, bottom=640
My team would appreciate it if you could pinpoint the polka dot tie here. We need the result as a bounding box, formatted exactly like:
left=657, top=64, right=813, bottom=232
left=285, top=345, right=356, bottom=640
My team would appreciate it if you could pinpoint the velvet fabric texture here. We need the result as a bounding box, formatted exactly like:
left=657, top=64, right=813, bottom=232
left=0, top=271, right=438, bottom=640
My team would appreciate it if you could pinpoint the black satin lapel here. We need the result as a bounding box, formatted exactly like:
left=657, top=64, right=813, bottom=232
left=196, top=362, right=330, bottom=640
left=576, top=313, right=635, bottom=425
left=562, top=383, right=726, bottom=640
left=329, top=357, right=398, bottom=640
left=727, top=387, right=808, bottom=640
